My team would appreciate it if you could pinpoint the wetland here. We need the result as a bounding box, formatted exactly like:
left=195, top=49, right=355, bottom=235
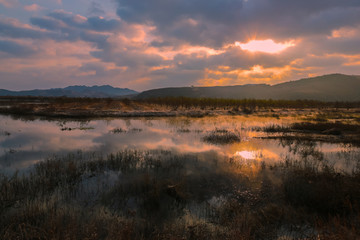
left=1, top=97, right=360, bottom=239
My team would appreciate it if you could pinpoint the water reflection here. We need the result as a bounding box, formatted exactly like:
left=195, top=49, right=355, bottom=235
left=0, top=115, right=359, bottom=175
left=235, top=151, right=257, bottom=160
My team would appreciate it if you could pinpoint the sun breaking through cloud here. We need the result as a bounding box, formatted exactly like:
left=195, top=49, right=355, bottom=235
left=235, top=39, right=295, bottom=54
left=0, top=0, right=360, bottom=91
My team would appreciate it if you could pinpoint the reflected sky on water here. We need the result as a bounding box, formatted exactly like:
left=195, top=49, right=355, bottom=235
left=0, top=115, right=359, bottom=175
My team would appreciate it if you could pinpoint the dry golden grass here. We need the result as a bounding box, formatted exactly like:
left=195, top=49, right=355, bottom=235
left=1, top=149, right=360, bottom=239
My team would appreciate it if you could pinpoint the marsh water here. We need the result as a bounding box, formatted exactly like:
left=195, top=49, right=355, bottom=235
left=2, top=113, right=360, bottom=239
left=1, top=114, right=359, bottom=175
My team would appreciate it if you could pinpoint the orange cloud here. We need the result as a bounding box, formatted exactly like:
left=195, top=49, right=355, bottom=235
left=329, top=27, right=358, bottom=39
left=0, top=40, right=97, bottom=73
left=149, top=65, right=173, bottom=71
left=144, top=44, right=225, bottom=61
left=199, top=64, right=294, bottom=86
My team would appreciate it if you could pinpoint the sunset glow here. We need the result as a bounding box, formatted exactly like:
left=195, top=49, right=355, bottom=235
left=235, top=39, right=295, bottom=53
left=0, top=0, right=359, bottom=90
left=1, top=0, right=360, bottom=237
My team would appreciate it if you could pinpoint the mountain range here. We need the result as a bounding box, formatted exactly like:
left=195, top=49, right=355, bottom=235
left=0, top=74, right=359, bottom=101
left=137, top=74, right=360, bottom=101
left=0, top=85, right=138, bottom=98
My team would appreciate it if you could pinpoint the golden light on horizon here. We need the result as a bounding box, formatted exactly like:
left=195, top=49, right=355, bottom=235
left=199, top=63, right=293, bottom=87
left=235, top=39, right=294, bottom=54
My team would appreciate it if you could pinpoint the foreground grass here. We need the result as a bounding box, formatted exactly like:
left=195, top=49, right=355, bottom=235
left=1, top=150, right=360, bottom=239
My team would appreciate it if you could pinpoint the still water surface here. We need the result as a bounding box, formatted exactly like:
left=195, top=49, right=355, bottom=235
left=0, top=115, right=359, bottom=175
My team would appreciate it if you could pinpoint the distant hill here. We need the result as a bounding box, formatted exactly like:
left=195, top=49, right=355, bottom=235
left=2, top=74, right=359, bottom=101
left=137, top=74, right=360, bottom=101
left=0, top=85, right=138, bottom=98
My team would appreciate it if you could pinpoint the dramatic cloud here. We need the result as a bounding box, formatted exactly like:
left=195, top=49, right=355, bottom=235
left=116, top=0, right=360, bottom=45
left=0, top=0, right=359, bottom=90
left=0, top=39, right=35, bottom=56
left=88, top=2, right=105, bottom=16
left=0, top=18, right=53, bottom=39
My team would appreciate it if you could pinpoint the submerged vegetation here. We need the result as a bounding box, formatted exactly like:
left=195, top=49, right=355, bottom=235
left=110, top=127, right=143, bottom=134
left=258, top=121, right=360, bottom=146
left=1, top=150, right=360, bottom=239
left=202, top=129, right=240, bottom=145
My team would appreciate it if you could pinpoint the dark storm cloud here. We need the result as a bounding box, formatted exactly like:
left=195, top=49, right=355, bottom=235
left=302, top=7, right=360, bottom=32
left=47, top=10, right=86, bottom=28
left=0, top=40, right=35, bottom=56
left=88, top=2, right=106, bottom=16
left=147, top=67, right=204, bottom=89
left=30, top=16, right=65, bottom=31
left=4, top=9, right=166, bottom=70
left=1, top=0, right=360, bottom=91
left=116, top=0, right=243, bottom=25
left=79, top=31, right=108, bottom=48
left=301, top=55, right=349, bottom=68
left=0, top=18, right=54, bottom=39
left=168, top=46, right=294, bottom=73
left=87, top=17, right=121, bottom=31
left=288, top=33, right=360, bottom=57
left=116, top=0, right=244, bottom=47
left=0, top=16, right=109, bottom=49
left=31, top=11, right=122, bottom=32
left=29, top=12, right=119, bottom=48
left=91, top=47, right=166, bottom=68
left=324, top=37, right=360, bottom=55
left=115, top=0, right=360, bottom=46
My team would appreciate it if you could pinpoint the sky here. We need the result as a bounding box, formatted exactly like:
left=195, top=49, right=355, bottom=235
left=0, top=0, right=360, bottom=91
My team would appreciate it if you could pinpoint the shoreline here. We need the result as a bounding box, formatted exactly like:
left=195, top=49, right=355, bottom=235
left=0, top=96, right=359, bottom=120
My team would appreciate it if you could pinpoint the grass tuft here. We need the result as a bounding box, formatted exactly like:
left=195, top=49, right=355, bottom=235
left=202, top=129, right=240, bottom=144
